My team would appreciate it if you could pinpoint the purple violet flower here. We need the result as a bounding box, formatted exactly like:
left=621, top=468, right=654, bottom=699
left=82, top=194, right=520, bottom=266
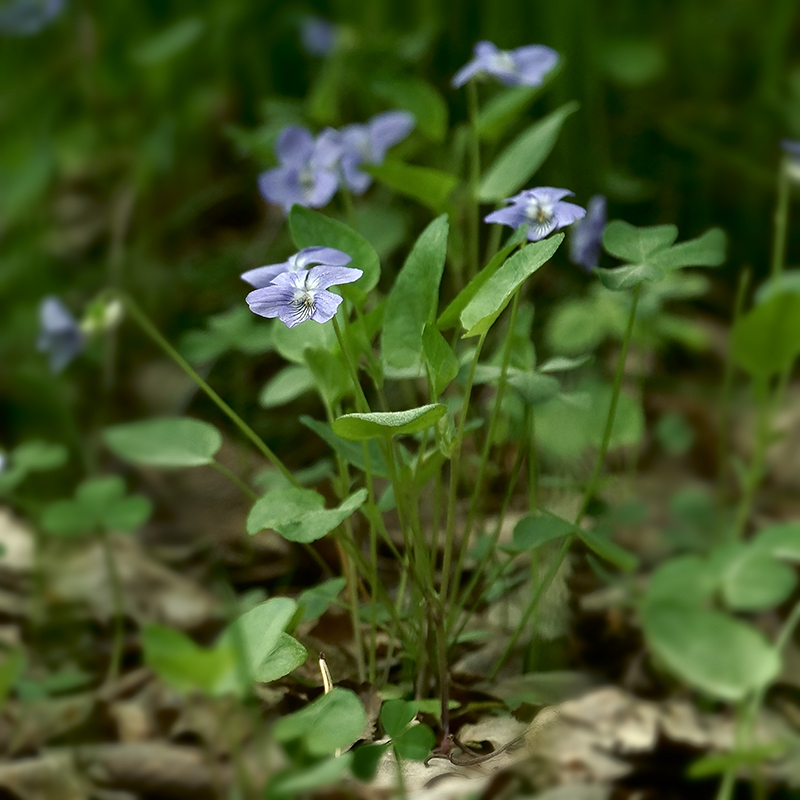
left=569, top=194, right=607, bottom=272
left=336, top=111, right=416, bottom=194
left=241, top=246, right=352, bottom=288
left=452, top=41, right=559, bottom=89
left=0, top=0, right=64, bottom=36
left=37, top=296, right=85, bottom=372
left=258, top=125, right=342, bottom=213
left=299, top=15, right=336, bottom=57
left=246, top=264, right=363, bottom=328
left=781, top=139, right=800, bottom=159
left=484, top=187, right=586, bottom=242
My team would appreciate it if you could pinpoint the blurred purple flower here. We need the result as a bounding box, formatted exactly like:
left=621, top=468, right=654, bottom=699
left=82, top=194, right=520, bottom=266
left=485, top=187, right=586, bottom=242
left=258, top=126, right=342, bottom=213
left=241, top=246, right=352, bottom=288
left=452, top=41, right=558, bottom=89
left=299, top=15, right=336, bottom=57
left=0, top=0, right=64, bottom=36
left=37, top=296, right=84, bottom=372
left=781, top=139, right=800, bottom=160
left=569, top=194, right=607, bottom=272
left=245, top=264, right=362, bottom=328
left=336, top=111, right=416, bottom=194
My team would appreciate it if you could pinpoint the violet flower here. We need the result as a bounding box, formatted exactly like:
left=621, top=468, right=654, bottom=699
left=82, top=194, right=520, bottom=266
left=258, top=126, right=342, bottom=213
left=37, top=296, right=85, bottom=372
left=484, top=187, right=586, bottom=242
left=245, top=264, right=362, bottom=328
left=569, top=194, right=607, bottom=272
left=299, top=15, right=336, bottom=57
left=0, top=0, right=64, bottom=36
left=241, top=246, right=352, bottom=288
left=337, top=111, right=416, bottom=194
left=452, top=41, right=558, bottom=89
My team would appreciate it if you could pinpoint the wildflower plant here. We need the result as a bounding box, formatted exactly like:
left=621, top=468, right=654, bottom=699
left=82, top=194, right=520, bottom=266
left=15, top=20, right=800, bottom=800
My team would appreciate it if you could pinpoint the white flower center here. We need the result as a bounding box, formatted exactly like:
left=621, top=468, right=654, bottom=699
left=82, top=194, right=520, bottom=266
left=525, top=197, right=554, bottom=225
left=291, top=289, right=316, bottom=320
left=488, top=51, right=516, bottom=75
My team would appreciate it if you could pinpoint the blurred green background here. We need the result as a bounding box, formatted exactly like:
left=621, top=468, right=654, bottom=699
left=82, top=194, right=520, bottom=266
left=1, top=0, right=798, bottom=453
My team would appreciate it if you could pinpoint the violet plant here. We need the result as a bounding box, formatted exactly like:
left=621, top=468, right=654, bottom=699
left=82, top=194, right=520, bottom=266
left=28, top=32, right=800, bottom=799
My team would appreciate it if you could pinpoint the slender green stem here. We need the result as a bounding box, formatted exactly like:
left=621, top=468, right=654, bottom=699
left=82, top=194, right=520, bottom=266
left=340, top=183, right=359, bottom=233
left=733, top=381, right=770, bottom=540
left=489, top=285, right=642, bottom=678
left=771, top=159, right=790, bottom=278
left=333, top=316, right=370, bottom=413
left=210, top=459, right=258, bottom=500
left=716, top=268, right=751, bottom=530
left=99, top=530, right=125, bottom=684
left=576, top=284, right=641, bottom=525
left=120, top=293, right=298, bottom=487
left=466, top=79, right=482, bottom=283
left=440, top=333, right=487, bottom=605
left=450, top=290, right=521, bottom=613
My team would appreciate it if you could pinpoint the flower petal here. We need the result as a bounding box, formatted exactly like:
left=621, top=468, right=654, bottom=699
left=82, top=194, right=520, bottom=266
left=304, top=265, right=363, bottom=290
left=310, top=290, right=343, bottom=323
left=551, top=201, right=586, bottom=229
left=258, top=166, right=303, bottom=212
left=529, top=187, right=574, bottom=204
left=294, top=246, right=352, bottom=269
left=511, top=45, right=559, bottom=86
left=302, top=169, right=340, bottom=208
left=367, top=111, right=415, bottom=162
left=245, top=285, right=296, bottom=318
left=484, top=205, right=527, bottom=229
left=313, top=128, right=343, bottom=170
left=241, top=263, right=289, bottom=288
left=569, top=194, right=607, bottom=272
left=275, top=126, right=315, bottom=166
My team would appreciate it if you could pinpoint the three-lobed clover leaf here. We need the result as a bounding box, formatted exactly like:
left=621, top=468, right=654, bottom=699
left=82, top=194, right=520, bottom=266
left=41, top=476, right=152, bottom=537
left=595, top=221, right=726, bottom=291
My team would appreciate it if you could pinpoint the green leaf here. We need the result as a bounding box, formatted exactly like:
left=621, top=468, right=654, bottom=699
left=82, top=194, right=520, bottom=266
left=266, top=754, right=354, bottom=799
left=142, top=624, right=234, bottom=694
left=103, top=495, right=152, bottom=531
left=422, top=325, right=459, bottom=399
left=12, top=441, right=68, bottom=472
left=437, top=227, right=528, bottom=331
left=477, top=82, right=555, bottom=141
left=370, top=77, right=448, bottom=141
left=507, top=371, right=560, bottom=406
left=380, top=699, right=418, bottom=739
left=367, top=160, right=457, bottom=212
left=641, top=601, right=780, bottom=701
left=712, top=543, right=798, bottom=612
left=224, top=598, right=300, bottom=677
left=731, top=292, right=800, bottom=378
left=382, top=215, right=449, bottom=370
left=289, top=206, right=380, bottom=293
left=394, top=723, right=436, bottom=761
left=594, top=263, right=666, bottom=291
left=247, top=487, right=367, bottom=543
left=273, top=687, right=367, bottom=756
left=297, top=578, right=347, bottom=622
left=577, top=529, right=639, bottom=573
left=648, top=227, right=727, bottom=270
left=602, top=220, right=678, bottom=262
left=460, top=235, right=563, bottom=337
left=687, top=742, right=788, bottom=779
left=131, top=17, right=205, bottom=65
left=0, top=649, right=24, bottom=705
left=645, top=555, right=717, bottom=607
left=351, top=743, right=390, bottom=781
left=512, top=513, right=575, bottom=552
left=478, top=102, right=579, bottom=202
left=252, top=633, right=307, bottom=683
left=304, top=347, right=351, bottom=408
left=247, top=488, right=325, bottom=535
left=104, top=417, right=222, bottom=468
left=300, top=416, right=389, bottom=477
left=752, top=522, right=800, bottom=561
left=181, top=306, right=273, bottom=362
left=259, top=365, right=316, bottom=408
left=333, top=405, right=446, bottom=441
left=41, top=500, right=92, bottom=537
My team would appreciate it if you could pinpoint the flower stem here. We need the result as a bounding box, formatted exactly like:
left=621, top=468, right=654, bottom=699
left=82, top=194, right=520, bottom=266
left=439, top=333, right=486, bottom=606
left=119, top=292, right=299, bottom=487
left=466, top=78, right=482, bottom=283
left=771, top=158, right=790, bottom=278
